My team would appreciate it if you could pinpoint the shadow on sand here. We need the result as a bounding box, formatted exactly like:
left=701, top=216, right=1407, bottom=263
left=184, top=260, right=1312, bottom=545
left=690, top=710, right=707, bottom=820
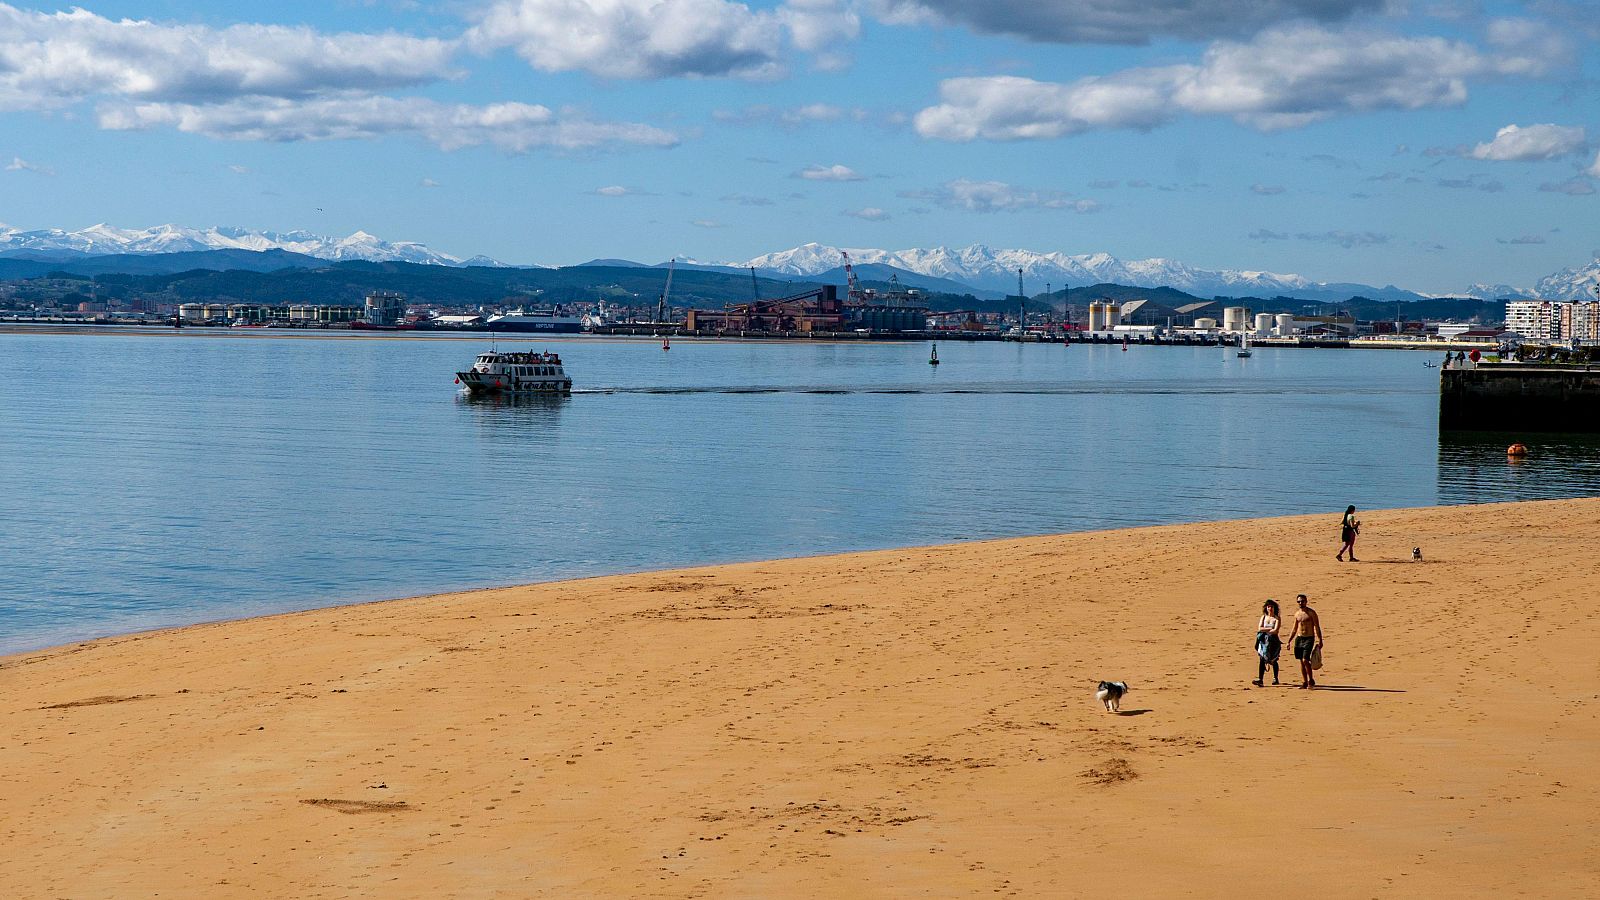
left=1116, top=709, right=1153, bottom=716
left=1313, top=685, right=1406, bottom=693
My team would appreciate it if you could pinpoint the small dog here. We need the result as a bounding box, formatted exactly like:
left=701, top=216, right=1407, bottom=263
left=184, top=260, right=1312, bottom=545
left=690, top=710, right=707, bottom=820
left=1095, top=680, right=1130, bottom=713
left=1412, top=547, right=1424, bottom=562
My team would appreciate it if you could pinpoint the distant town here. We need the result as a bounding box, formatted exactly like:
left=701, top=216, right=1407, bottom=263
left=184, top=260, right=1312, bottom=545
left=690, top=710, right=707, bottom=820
left=2, top=252, right=1585, bottom=350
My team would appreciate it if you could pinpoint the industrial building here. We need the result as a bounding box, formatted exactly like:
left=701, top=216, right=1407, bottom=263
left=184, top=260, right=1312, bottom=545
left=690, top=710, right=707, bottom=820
left=179, top=301, right=362, bottom=325
left=363, top=291, right=406, bottom=326
left=684, top=285, right=846, bottom=333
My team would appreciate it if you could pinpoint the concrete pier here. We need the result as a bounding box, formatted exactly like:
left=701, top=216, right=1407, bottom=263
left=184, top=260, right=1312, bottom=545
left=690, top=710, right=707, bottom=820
left=1440, top=364, right=1600, bottom=432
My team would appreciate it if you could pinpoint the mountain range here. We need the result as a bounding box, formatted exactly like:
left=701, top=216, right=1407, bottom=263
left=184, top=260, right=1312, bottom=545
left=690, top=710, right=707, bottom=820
left=0, top=223, right=504, bottom=268
left=714, top=242, right=1600, bottom=303
left=4, top=224, right=1597, bottom=303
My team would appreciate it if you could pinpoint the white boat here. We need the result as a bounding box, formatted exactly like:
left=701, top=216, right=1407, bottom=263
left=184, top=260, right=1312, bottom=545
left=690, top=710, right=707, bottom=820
left=1237, top=334, right=1253, bottom=357
left=486, top=309, right=583, bottom=333
left=456, top=349, right=572, bottom=395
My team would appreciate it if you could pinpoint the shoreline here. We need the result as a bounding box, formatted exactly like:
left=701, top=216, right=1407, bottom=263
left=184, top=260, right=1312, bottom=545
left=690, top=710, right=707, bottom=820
left=4, top=499, right=1598, bottom=896
left=3, top=321, right=1490, bottom=351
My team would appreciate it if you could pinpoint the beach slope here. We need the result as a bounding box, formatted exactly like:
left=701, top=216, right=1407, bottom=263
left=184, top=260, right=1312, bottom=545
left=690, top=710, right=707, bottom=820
left=3, top=500, right=1598, bottom=897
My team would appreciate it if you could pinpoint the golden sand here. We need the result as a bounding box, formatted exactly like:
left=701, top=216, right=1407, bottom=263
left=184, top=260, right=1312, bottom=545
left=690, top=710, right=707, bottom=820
left=3, top=500, right=1598, bottom=897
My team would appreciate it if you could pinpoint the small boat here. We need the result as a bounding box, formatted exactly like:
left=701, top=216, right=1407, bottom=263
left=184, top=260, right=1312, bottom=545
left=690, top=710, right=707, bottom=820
left=455, top=349, right=572, bottom=395
left=1237, top=334, right=1253, bottom=358
left=929, top=344, right=940, bottom=366
left=663, top=336, right=670, bottom=351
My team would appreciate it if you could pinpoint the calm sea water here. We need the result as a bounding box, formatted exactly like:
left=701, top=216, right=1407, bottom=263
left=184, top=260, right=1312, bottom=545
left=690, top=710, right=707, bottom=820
left=3, top=330, right=1596, bottom=653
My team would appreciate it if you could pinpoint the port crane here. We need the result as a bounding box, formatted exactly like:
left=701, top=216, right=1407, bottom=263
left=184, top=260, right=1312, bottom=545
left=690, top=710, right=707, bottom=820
left=841, top=251, right=863, bottom=303
left=656, top=257, right=675, bottom=325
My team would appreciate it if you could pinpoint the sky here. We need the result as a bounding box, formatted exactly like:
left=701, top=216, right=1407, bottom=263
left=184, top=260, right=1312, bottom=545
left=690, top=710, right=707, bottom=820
left=0, top=0, right=1597, bottom=293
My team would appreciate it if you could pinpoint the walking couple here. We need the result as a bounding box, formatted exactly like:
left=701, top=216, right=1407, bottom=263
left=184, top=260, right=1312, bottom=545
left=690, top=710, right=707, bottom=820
left=1254, top=594, right=1323, bottom=689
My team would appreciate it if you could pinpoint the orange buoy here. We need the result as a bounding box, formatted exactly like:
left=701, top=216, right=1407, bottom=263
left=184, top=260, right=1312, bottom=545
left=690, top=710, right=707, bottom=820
left=1507, top=443, right=1528, bottom=458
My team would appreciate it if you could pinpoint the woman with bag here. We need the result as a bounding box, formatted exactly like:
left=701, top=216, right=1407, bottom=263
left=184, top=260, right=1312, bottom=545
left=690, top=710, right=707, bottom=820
left=1253, top=599, right=1281, bottom=687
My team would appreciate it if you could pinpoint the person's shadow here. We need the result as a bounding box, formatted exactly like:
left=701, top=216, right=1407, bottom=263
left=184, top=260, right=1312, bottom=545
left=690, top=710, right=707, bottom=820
left=1116, top=709, right=1153, bottom=715
left=1313, top=685, right=1406, bottom=692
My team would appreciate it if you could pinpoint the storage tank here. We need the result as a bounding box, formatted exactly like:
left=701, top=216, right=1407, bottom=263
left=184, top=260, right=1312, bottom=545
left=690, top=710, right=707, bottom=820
left=1254, top=313, right=1274, bottom=335
left=1223, top=306, right=1249, bottom=332
left=1194, top=317, right=1218, bottom=330
left=1276, top=313, right=1295, bottom=336
left=1104, top=303, right=1121, bottom=328
left=1089, top=302, right=1107, bottom=331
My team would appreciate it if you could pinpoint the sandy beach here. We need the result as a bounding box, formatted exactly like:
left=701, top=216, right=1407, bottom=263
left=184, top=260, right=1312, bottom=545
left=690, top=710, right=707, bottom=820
left=3, top=499, right=1597, bottom=897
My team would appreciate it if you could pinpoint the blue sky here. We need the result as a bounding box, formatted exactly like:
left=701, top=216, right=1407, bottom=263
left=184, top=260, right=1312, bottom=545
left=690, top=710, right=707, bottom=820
left=0, top=0, right=1596, bottom=292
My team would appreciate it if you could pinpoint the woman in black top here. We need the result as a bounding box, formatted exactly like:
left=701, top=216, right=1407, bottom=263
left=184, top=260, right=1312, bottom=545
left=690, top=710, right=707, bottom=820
left=1337, top=505, right=1359, bottom=562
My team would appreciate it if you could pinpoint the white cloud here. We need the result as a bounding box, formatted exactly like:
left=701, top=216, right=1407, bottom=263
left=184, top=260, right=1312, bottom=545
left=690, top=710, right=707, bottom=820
left=420, top=177, right=440, bottom=187
left=0, top=3, right=456, bottom=110
left=594, top=185, right=632, bottom=196
left=713, top=102, right=865, bottom=128
left=98, top=96, right=679, bottom=152
left=915, top=24, right=1570, bottom=140
left=1470, top=123, right=1587, bottom=161
left=1250, top=184, right=1286, bottom=195
left=720, top=193, right=776, bottom=206
left=797, top=163, right=866, bottom=181
left=227, top=164, right=250, bottom=174
left=872, top=0, right=1381, bottom=44
left=1296, top=230, right=1389, bottom=248
left=690, top=218, right=724, bottom=228
left=1539, top=177, right=1595, bottom=195
left=781, top=0, right=859, bottom=69
left=1589, top=150, right=1600, bottom=179
left=843, top=206, right=890, bottom=220
left=901, top=178, right=1100, bottom=213
left=5, top=156, right=53, bottom=175
left=467, top=0, right=846, bottom=80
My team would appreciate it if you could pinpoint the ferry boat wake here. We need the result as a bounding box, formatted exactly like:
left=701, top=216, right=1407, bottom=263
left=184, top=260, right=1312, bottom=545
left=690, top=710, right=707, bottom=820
left=456, top=350, right=572, bottom=396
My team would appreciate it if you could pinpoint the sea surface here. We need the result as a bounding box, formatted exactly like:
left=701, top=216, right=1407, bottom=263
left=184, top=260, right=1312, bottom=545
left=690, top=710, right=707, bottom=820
left=3, top=330, right=1597, bottom=653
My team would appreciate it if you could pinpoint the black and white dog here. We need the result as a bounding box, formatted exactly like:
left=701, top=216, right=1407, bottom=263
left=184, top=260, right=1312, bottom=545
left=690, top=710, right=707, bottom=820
left=1412, top=547, right=1424, bottom=562
left=1095, top=680, right=1130, bottom=713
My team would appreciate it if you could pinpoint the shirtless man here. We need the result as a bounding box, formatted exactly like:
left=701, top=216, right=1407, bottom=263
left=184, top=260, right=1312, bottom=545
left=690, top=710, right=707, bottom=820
left=1287, top=594, right=1324, bottom=689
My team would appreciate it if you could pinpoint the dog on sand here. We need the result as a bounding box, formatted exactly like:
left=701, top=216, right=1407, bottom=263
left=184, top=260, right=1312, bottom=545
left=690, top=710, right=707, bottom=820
left=1095, top=680, right=1130, bottom=713
left=1412, top=547, right=1424, bottom=562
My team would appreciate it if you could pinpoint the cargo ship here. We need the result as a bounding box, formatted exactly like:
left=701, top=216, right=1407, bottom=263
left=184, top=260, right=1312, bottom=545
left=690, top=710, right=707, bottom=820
left=455, top=350, right=572, bottom=395
left=485, top=309, right=583, bottom=333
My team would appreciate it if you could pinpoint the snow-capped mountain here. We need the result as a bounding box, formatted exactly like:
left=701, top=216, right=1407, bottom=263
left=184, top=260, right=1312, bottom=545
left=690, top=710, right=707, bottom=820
left=731, top=242, right=1331, bottom=298
left=0, top=223, right=486, bottom=267
left=1530, top=254, right=1600, bottom=301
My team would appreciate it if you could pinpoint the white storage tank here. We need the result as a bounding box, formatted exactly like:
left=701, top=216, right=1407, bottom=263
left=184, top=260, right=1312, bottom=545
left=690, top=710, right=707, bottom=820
left=1223, top=306, right=1249, bottom=332
left=1276, top=313, right=1295, bottom=336
left=1254, top=313, right=1274, bottom=335
left=1194, top=317, right=1218, bottom=330
left=1087, top=302, right=1104, bottom=331
left=1104, top=303, right=1121, bottom=328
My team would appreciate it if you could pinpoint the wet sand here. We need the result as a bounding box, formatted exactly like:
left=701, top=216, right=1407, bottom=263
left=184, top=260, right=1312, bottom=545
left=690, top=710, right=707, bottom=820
left=3, top=500, right=1597, bottom=897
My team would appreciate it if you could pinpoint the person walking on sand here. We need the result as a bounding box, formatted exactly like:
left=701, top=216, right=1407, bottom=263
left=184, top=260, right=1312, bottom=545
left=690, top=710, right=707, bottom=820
left=1253, top=599, right=1282, bottom=687
left=1337, top=505, right=1360, bottom=562
left=1287, top=594, right=1323, bottom=689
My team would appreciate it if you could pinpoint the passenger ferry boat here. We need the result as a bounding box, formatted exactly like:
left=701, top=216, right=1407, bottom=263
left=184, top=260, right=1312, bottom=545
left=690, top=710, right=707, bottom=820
left=455, top=349, right=572, bottom=395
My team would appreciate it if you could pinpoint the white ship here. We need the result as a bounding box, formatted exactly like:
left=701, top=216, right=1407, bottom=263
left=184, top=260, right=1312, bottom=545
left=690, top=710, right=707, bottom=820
left=455, top=350, right=572, bottom=395
left=486, top=308, right=583, bottom=333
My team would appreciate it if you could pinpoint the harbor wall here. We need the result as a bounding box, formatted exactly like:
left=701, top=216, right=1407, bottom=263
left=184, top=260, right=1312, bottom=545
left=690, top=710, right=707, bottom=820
left=1440, top=365, right=1600, bottom=432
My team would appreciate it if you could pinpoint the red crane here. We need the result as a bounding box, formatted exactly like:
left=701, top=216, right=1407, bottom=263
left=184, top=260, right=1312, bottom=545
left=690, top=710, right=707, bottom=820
left=841, top=250, right=863, bottom=303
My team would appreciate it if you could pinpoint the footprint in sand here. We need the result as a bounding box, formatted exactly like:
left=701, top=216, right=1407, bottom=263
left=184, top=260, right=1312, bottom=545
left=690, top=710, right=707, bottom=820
left=300, top=799, right=412, bottom=814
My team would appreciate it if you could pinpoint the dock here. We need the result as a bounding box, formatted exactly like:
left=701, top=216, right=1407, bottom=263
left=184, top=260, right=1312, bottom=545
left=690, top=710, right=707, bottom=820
left=1440, top=363, right=1600, bottom=432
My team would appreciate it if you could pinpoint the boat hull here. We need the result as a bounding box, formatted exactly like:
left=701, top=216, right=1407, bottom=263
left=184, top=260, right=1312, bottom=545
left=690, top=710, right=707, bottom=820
left=456, top=371, right=571, bottom=395
left=486, top=320, right=583, bottom=334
